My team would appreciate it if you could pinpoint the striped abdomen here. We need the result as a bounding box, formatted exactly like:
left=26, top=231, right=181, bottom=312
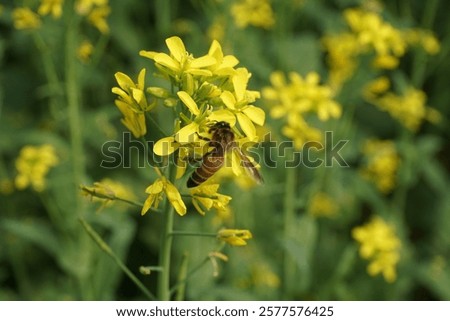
left=187, top=152, right=224, bottom=188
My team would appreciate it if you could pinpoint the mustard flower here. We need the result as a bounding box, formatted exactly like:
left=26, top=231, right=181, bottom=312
left=75, top=0, right=107, bottom=16
left=263, top=71, right=341, bottom=150
left=189, top=183, right=232, bottom=215
left=352, top=216, right=401, bottom=282
left=217, top=229, right=252, bottom=246
left=370, top=88, right=437, bottom=132
left=87, top=4, right=110, bottom=34
left=15, top=145, right=59, bottom=192
left=231, top=0, right=275, bottom=29
left=360, top=139, right=400, bottom=194
left=81, top=178, right=136, bottom=207
left=13, top=7, right=42, bottom=30
left=38, top=0, right=64, bottom=19
left=139, top=36, right=216, bottom=84
left=77, top=40, right=94, bottom=63
left=142, top=176, right=187, bottom=216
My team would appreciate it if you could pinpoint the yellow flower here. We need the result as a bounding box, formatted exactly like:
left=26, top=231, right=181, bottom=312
left=370, top=88, right=434, bottom=131
left=15, top=145, right=59, bottom=192
left=231, top=0, right=275, bottom=29
left=87, top=4, right=110, bottom=34
left=77, top=40, right=94, bottom=63
left=75, top=0, right=108, bottom=15
left=189, top=183, right=232, bottom=215
left=352, top=216, right=401, bottom=282
left=112, top=68, right=157, bottom=137
left=38, top=0, right=64, bottom=19
left=142, top=176, right=187, bottom=216
left=140, top=36, right=217, bottom=84
left=81, top=178, right=136, bottom=207
left=308, top=192, right=338, bottom=218
left=360, top=139, right=400, bottom=193
left=13, top=7, right=42, bottom=30
left=344, top=8, right=406, bottom=59
left=263, top=71, right=341, bottom=149
left=217, top=229, right=252, bottom=246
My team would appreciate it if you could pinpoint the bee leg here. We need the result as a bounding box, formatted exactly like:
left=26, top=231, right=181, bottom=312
left=195, top=132, right=210, bottom=141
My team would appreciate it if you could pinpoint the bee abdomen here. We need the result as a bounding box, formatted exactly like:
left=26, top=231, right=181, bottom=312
left=187, top=154, right=224, bottom=188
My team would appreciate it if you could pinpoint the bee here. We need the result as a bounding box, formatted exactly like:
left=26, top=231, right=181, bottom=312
left=187, top=121, right=263, bottom=188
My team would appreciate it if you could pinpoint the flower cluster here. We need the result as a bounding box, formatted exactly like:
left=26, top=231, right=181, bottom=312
left=230, top=0, right=275, bottom=30
left=15, top=144, right=59, bottom=192
left=352, top=216, right=401, bottom=283
left=262, top=71, right=342, bottom=149
left=322, top=7, right=440, bottom=89
left=113, top=36, right=265, bottom=218
left=364, top=83, right=441, bottom=132
left=360, top=139, right=400, bottom=194
left=11, top=0, right=110, bottom=34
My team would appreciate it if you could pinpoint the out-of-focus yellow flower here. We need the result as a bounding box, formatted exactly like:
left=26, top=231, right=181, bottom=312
left=322, top=33, right=360, bottom=90
left=207, top=16, right=226, bottom=42
left=88, top=4, right=110, bottom=34
left=189, top=183, right=232, bottom=215
left=250, top=264, right=280, bottom=288
left=75, top=0, right=107, bottom=15
left=77, top=40, right=94, bottom=63
left=231, top=0, right=275, bottom=29
left=344, top=8, right=406, bottom=61
left=371, top=88, right=438, bottom=132
left=405, top=29, right=440, bottom=55
left=309, top=192, right=338, bottom=218
left=360, top=139, right=400, bottom=194
left=217, top=229, right=252, bottom=246
left=352, top=216, right=401, bottom=283
left=263, top=71, right=341, bottom=150
left=81, top=178, right=136, bottom=207
left=15, top=145, right=59, bottom=192
left=142, top=176, right=187, bottom=216
left=13, top=7, right=42, bottom=30
left=363, top=76, right=390, bottom=99
left=38, top=0, right=64, bottom=19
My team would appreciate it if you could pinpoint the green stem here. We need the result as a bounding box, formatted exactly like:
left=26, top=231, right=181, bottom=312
left=65, top=10, right=85, bottom=207
left=175, top=252, right=189, bottom=301
left=411, top=0, right=439, bottom=87
left=157, top=163, right=177, bottom=300
left=79, top=218, right=156, bottom=300
left=170, top=231, right=217, bottom=237
left=282, top=149, right=297, bottom=298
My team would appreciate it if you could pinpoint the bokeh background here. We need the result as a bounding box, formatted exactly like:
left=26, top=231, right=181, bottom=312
left=0, top=0, right=449, bottom=300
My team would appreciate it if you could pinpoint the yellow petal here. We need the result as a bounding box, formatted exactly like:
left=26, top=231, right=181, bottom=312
left=114, top=72, right=134, bottom=90
left=220, top=91, right=236, bottom=109
left=141, top=194, right=157, bottom=215
left=153, top=137, right=180, bottom=156
left=242, top=106, right=265, bottom=126
left=190, top=55, right=216, bottom=69
left=145, top=179, right=165, bottom=194
left=175, top=122, right=199, bottom=143
left=233, top=68, right=250, bottom=101
left=139, top=50, right=158, bottom=60
left=137, top=68, right=146, bottom=89
left=236, top=113, right=256, bottom=139
left=166, top=36, right=186, bottom=62
left=207, top=109, right=236, bottom=127
left=177, top=91, right=200, bottom=116
left=154, top=53, right=180, bottom=71
left=165, top=181, right=187, bottom=215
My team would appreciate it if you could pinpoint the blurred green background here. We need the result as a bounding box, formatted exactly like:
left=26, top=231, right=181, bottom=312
left=0, top=0, right=449, bottom=300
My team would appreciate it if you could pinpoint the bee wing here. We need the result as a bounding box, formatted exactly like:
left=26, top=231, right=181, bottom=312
left=231, top=143, right=264, bottom=185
